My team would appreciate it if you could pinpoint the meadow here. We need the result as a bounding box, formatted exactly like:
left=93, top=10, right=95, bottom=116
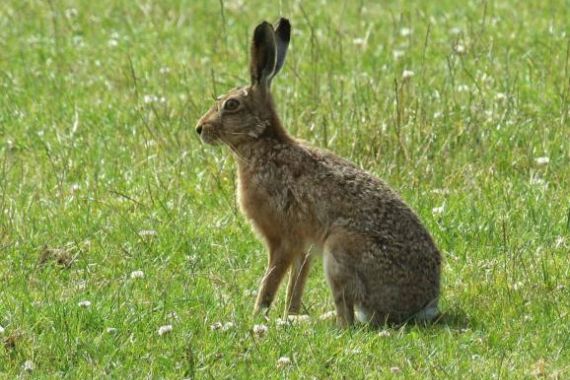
left=1, top=0, right=569, bottom=378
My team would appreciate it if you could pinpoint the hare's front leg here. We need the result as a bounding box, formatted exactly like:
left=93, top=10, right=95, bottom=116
left=284, top=253, right=312, bottom=315
left=254, top=242, right=296, bottom=315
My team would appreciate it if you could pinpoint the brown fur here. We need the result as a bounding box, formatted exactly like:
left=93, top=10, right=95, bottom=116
left=196, top=18, right=441, bottom=326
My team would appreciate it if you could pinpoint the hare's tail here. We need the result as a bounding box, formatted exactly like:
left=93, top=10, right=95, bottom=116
left=354, top=298, right=440, bottom=324
left=413, top=298, right=440, bottom=322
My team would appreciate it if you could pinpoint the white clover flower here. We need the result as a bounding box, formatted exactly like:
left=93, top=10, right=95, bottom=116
left=22, top=360, right=35, bottom=372
left=210, top=322, right=223, bottom=331
left=0, top=325, right=5, bottom=334
left=224, top=0, right=245, bottom=12
left=78, top=300, right=91, bottom=308
left=159, top=66, right=171, bottom=75
left=378, top=330, right=391, bottom=337
left=158, top=325, right=173, bottom=336
left=402, top=70, right=415, bottom=79
left=534, top=156, right=549, bottom=165
left=210, top=321, right=235, bottom=331
left=450, top=27, right=462, bottom=35
left=65, top=8, right=78, bottom=18
left=138, top=229, right=157, bottom=237
left=457, top=84, right=470, bottom=92
left=530, top=175, right=547, bottom=187
left=75, top=279, right=87, bottom=290
left=287, top=314, right=311, bottom=324
left=143, top=95, right=157, bottom=104
left=108, top=39, right=118, bottom=47
left=432, top=205, right=445, bottom=215
left=393, top=50, right=405, bottom=60
left=143, top=95, right=166, bottom=104
left=530, top=359, right=546, bottom=377
left=400, top=27, right=412, bottom=37
left=130, top=270, right=144, bottom=279
left=319, top=311, right=336, bottom=320
left=276, top=314, right=311, bottom=327
left=72, top=36, right=84, bottom=47
left=275, top=318, right=288, bottom=327
left=277, top=356, right=292, bottom=368
left=352, top=37, right=367, bottom=47
left=454, top=43, right=466, bottom=54
left=252, top=324, right=268, bottom=337
left=222, top=322, right=235, bottom=331
left=495, top=92, right=507, bottom=101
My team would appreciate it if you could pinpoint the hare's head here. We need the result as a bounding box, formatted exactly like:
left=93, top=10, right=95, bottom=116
left=196, top=18, right=291, bottom=147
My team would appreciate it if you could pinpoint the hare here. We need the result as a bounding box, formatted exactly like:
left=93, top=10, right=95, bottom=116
left=196, top=18, right=441, bottom=326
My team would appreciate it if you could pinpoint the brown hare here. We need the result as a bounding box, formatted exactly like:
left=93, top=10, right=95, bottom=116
left=196, top=18, right=441, bottom=326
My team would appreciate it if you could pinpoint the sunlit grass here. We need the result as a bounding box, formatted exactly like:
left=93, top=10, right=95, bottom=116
left=1, top=0, right=569, bottom=378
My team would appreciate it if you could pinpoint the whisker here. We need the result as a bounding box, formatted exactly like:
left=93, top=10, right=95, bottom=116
left=226, top=132, right=250, bottom=136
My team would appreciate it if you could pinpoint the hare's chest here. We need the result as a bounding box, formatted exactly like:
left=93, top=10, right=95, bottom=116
left=238, top=171, right=287, bottom=214
left=237, top=170, right=295, bottom=234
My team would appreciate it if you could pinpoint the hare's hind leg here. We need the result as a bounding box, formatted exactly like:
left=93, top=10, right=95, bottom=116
left=332, top=285, right=355, bottom=327
left=285, top=252, right=312, bottom=315
left=323, top=251, right=357, bottom=327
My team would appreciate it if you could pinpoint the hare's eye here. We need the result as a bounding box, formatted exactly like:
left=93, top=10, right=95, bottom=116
left=223, top=98, right=240, bottom=111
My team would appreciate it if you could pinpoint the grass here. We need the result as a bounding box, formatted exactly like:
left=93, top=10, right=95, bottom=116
left=1, top=0, right=569, bottom=378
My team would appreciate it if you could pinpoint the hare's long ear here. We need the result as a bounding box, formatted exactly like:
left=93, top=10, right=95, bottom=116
left=271, top=18, right=291, bottom=80
left=250, top=21, right=277, bottom=89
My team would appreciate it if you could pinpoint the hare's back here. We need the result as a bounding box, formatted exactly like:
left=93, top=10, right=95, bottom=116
left=306, top=147, right=433, bottom=241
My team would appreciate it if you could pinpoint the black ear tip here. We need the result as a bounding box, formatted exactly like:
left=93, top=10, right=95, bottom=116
left=254, top=21, right=273, bottom=35
left=278, top=17, right=290, bottom=27
left=254, top=21, right=273, bottom=32
left=253, top=21, right=274, bottom=45
left=275, top=18, right=291, bottom=41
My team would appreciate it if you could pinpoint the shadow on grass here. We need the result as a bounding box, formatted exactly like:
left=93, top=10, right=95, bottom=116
left=427, top=308, right=472, bottom=329
left=353, top=307, right=474, bottom=333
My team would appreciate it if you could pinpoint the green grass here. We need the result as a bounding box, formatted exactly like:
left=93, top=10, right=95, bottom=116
left=1, top=0, right=569, bottom=378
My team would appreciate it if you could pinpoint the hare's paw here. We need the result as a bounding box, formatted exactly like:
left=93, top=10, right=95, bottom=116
left=253, top=302, right=270, bottom=316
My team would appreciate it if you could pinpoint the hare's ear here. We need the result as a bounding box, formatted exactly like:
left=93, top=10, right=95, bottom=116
left=250, top=21, right=277, bottom=88
left=271, top=18, right=291, bottom=79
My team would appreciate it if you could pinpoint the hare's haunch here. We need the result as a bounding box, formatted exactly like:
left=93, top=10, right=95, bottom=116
left=196, top=18, right=441, bottom=326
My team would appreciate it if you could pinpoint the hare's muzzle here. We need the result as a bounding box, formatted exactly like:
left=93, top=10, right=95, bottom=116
left=195, top=121, right=219, bottom=145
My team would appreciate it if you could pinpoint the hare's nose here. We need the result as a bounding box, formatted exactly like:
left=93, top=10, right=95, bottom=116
left=196, top=125, right=203, bottom=135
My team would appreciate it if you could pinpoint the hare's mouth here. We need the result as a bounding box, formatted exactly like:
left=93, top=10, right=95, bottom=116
left=199, top=128, right=221, bottom=145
